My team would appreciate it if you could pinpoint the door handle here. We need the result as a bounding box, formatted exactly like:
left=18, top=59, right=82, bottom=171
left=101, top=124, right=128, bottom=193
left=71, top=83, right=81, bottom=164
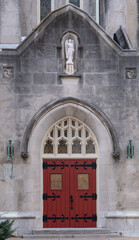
left=70, top=195, right=73, bottom=210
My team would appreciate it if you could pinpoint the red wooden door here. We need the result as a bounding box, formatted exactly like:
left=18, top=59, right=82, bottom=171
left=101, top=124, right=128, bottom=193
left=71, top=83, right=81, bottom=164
left=43, top=159, right=69, bottom=227
left=43, top=159, right=97, bottom=228
left=70, top=159, right=97, bottom=227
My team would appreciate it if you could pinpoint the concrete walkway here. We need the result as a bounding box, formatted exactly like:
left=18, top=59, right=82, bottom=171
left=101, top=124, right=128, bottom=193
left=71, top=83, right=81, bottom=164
left=8, top=237, right=139, bottom=240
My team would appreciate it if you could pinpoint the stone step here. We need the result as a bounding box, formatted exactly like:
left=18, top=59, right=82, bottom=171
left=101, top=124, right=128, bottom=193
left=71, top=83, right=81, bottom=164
left=23, top=233, right=120, bottom=238
left=23, top=228, right=120, bottom=238
left=32, top=228, right=110, bottom=235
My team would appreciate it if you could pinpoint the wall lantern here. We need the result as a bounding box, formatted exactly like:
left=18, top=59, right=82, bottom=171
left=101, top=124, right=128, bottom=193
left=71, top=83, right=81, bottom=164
left=127, top=140, right=134, bottom=159
left=7, top=140, right=14, bottom=160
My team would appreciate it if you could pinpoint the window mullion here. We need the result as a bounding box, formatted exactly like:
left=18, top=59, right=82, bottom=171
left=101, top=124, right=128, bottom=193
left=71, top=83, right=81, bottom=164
left=82, top=125, right=86, bottom=156
left=54, top=125, right=57, bottom=156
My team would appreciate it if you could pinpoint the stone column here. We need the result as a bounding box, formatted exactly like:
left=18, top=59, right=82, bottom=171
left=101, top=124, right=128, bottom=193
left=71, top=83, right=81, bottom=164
left=0, top=0, right=21, bottom=44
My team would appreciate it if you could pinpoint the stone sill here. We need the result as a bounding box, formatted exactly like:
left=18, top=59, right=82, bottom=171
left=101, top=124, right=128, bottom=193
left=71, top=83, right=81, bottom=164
left=106, top=211, right=139, bottom=219
left=59, top=73, right=82, bottom=86
left=0, top=211, right=40, bottom=219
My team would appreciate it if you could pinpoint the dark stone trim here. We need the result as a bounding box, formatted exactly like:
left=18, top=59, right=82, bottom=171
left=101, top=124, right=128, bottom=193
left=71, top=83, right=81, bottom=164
left=21, top=97, right=120, bottom=160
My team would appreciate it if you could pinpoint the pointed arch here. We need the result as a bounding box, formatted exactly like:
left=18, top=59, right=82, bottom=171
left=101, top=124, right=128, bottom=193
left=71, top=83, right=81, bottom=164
left=21, top=97, right=120, bottom=159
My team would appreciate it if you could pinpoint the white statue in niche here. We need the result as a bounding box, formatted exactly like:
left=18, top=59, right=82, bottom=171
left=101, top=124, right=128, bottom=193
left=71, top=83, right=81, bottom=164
left=65, top=39, right=74, bottom=75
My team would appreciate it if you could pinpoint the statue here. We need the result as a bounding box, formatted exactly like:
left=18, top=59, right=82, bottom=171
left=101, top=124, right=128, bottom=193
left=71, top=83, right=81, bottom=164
left=65, top=39, right=74, bottom=74
left=65, top=39, right=74, bottom=64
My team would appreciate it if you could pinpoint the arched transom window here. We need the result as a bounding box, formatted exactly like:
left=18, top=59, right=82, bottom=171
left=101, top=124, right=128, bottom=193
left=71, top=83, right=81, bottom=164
left=42, top=117, right=98, bottom=157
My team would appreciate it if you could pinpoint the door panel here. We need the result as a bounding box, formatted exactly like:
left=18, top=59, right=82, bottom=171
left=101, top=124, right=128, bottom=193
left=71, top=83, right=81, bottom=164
left=43, top=159, right=69, bottom=227
left=43, top=159, right=97, bottom=228
left=70, top=159, right=97, bottom=227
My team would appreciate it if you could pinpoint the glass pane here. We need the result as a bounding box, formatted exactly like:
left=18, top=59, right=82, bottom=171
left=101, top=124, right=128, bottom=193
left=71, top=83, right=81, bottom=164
left=58, top=130, right=61, bottom=137
left=50, top=130, right=53, bottom=138
left=69, top=0, right=80, bottom=7
left=72, top=129, right=75, bottom=137
left=58, top=140, right=67, bottom=154
left=64, top=130, right=67, bottom=137
left=51, top=174, right=62, bottom=190
left=72, top=120, right=75, bottom=126
left=86, top=140, right=96, bottom=153
left=64, top=120, right=67, bottom=126
left=86, top=130, right=89, bottom=138
left=72, top=140, right=81, bottom=153
left=78, top=130, right=82, bottom=137
left=41, top=0, right=51, bottom=21
left=44, top=140, right=53, bottom=153
left=78, top=174, right=89, bottom=189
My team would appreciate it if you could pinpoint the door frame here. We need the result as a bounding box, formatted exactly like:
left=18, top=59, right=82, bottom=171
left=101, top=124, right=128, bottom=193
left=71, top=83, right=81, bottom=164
left=41, top=155, right=99, bottom=228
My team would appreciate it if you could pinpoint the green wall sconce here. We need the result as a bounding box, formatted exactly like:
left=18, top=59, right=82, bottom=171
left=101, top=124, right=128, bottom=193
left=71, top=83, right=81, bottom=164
left=7, top=140, right=14, bottom=160
left=127, top=140, right=134, bottom=159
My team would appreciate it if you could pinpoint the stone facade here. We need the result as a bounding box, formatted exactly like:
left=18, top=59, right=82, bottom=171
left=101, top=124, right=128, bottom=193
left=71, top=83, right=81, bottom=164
left=0, top=0, right=139, bottom=49
left=0, top=2, right=139, bottom=238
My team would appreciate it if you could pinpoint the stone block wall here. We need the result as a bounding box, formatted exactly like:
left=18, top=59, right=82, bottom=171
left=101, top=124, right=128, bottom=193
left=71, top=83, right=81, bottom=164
left=0, top=0, right=21, bottom=44
left=0, top=5, right=139, bottom=236
left=0, top=0, right=139, bottom=50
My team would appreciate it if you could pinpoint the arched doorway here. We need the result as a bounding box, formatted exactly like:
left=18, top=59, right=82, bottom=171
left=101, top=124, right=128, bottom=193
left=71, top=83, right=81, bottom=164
left=42, top=117, right=98, bottom=227
left=24, top=98, right=119, bottom=230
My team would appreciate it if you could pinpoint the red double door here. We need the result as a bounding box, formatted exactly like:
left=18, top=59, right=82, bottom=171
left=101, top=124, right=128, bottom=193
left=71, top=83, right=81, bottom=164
left=43, top=159, right=97, bottom=228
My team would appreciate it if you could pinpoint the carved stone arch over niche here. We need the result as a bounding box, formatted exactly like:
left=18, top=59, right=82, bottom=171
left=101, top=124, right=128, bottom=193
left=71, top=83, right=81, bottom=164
left=21, top=97, right=120, bottom=160
left=61, top=32, right=79, bottom=75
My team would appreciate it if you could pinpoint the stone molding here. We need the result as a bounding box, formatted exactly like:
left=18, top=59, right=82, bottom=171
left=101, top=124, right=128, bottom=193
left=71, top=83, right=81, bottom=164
left=106, top=211, right=139, bottom=219
left=21, top=97, right=120, bottom=160
left=0, top=211, right=39, bottom=219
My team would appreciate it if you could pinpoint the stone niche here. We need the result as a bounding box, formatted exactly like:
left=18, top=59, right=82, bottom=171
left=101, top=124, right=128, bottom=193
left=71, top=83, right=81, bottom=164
left=60, top=32, right=81, bottom=85
left=61, top=32, right=79, bottom=75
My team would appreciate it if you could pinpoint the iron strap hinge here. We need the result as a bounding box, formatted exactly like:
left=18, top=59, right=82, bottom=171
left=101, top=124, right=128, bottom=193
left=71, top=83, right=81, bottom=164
left=43, top=214, right=68, bottom=223
left=43, top=193, right=60, bottom=201
left=80, top=193, right=97, bottom=200
left=71, top=214, right=97, bottom=222
left=43, top=161, right=69, bottom=170
left=71, top=161, right=97, bottom=170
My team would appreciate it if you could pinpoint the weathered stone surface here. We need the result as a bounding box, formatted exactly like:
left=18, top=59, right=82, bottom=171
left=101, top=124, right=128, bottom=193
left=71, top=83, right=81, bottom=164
left=83, top=0, right=96, bottom=18
left=0, top=3, right=139, bottom=237
left=20, top=0, right=37, bottom=36
left=0, top=0, right=21, bottom=44
left=33, top=73, right=57, bottom=85
left=54, top=0, right=66, bottom=9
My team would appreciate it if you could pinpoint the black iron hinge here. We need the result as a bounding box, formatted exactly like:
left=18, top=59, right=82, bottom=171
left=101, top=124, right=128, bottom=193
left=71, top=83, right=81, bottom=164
left=80, top=193, right=97, bottom=201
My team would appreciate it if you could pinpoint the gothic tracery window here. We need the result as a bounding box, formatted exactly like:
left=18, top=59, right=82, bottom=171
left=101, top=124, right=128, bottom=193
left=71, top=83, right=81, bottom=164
left=43, top=117, right=97, bottom=156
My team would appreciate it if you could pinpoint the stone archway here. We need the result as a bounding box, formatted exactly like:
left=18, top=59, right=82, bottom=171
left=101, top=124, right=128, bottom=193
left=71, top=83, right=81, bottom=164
left=21, top=97, right=120, bottom=159
left=21, top=97, right=120, bottom=229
